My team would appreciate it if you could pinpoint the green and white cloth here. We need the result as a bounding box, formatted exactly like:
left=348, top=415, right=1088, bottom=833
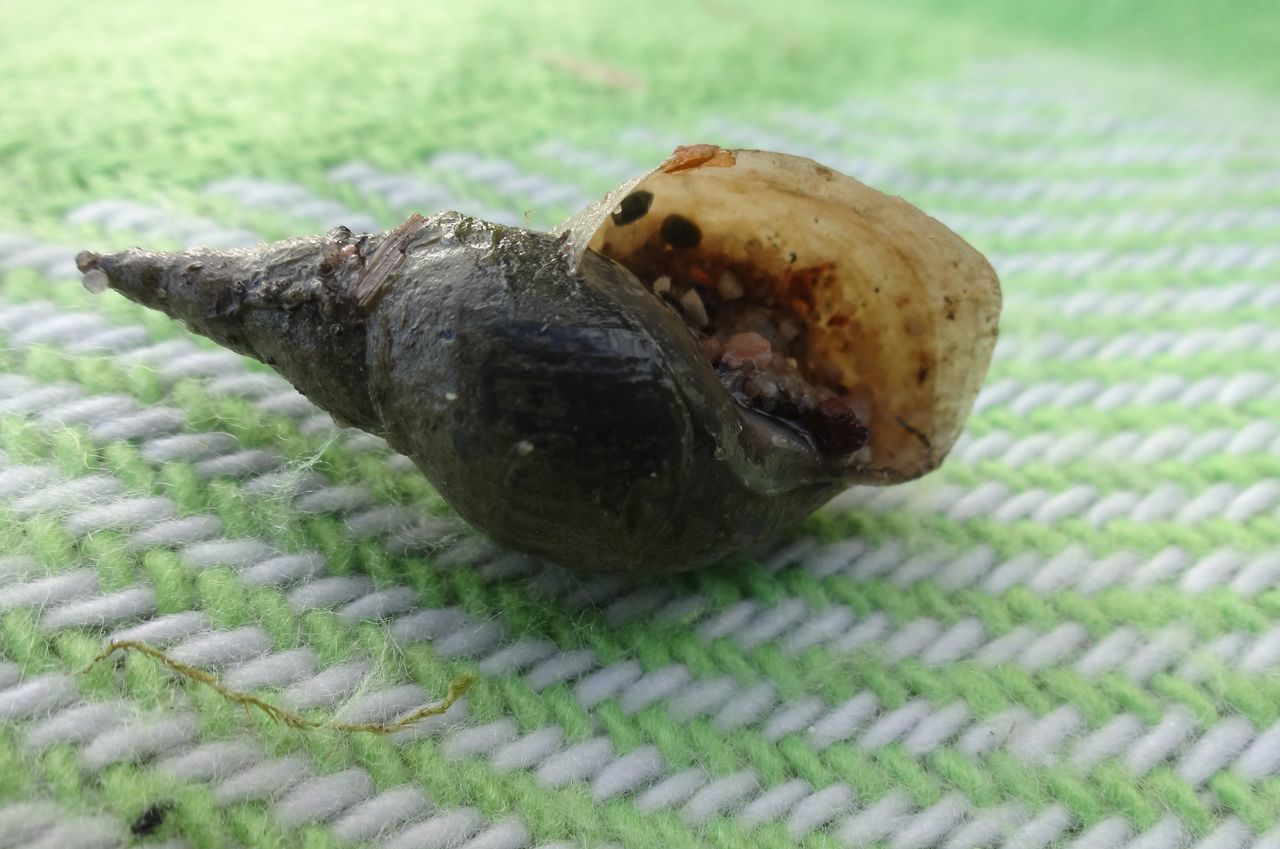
left=2, top=3, right=1279, bottom=847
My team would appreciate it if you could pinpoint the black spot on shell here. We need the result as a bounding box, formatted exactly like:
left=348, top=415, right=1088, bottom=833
left=660, top=214, right=701, bottom=249
left=612, top=191, right=654, bottom=226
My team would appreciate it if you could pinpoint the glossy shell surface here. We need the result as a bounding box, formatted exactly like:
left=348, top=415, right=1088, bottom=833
left=558, top=146, right=1002, bottom=484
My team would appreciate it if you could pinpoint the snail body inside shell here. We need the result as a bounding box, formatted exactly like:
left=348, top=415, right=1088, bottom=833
left=76, top=146, right=1000, bottom=573
left=602, top=202, right=872, bottom=458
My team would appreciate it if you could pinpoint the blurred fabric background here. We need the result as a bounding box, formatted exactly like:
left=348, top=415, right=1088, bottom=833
left=2, top=2, right=1279, bottom=848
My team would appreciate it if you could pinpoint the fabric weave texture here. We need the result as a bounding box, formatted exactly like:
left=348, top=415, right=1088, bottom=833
left=2, top=4, right=1280, bottom=848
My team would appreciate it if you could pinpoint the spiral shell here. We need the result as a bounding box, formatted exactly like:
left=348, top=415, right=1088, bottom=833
left=76, top=145, right=999, bottom=572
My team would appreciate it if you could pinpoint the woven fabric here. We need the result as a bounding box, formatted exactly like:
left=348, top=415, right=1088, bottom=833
left=3, top=4, right=1280, bottom=848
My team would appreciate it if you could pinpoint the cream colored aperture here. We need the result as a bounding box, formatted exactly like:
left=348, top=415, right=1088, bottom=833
left=556, top=146, right=1001, bottom=484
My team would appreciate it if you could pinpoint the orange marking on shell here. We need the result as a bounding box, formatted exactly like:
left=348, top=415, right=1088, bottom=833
left=661, top=144, right=737, bottom=173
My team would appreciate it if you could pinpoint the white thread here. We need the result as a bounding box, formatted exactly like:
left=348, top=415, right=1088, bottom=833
left=109, top=611, right=212, bottom=647
left=696, top=599, right=760, bottom=640
left=996, top=803, right=1072, bottom=849
left=522, top=649, right=596, bottom=691
left=1124, top=628, right=1190, bottom=682
left=345, top=505, right=431, bottom=538
left=273, top=767, right=376, bottom=825
left=1190, top=818, right=1253, bottom=849
left=181, top=539, right=275, bottom=571
left=0, top=465, right=59, bottom=499
left=476, top=638, right=557, bottom=677
left=154, top=739, right=262, bottom=782
left=828, top=612, right=893, bottom=653
left=860, top=700, right=933, bottom=750
left=434, top=619, right=506, bottom=659
left=37, top=394, right=136, bottom=426
left=713, top=681, right=776, bottom=731
left=1239, top=627, right=1280, bottom=673
left=736, top=598, right=810, bottom=649
left=62, top=497, right=175, bottom=537
left=79, top=713, right=198, bottom=773
left=193, top=449, right=281, bottom=480
left=24, top=701, right=133, bottom=750
left=1128, top=548, right=1191, bottom=591
left=131, top=515, right=225, bottom=548
left=0, top=557, right=36, bottom=589
left=275, top=655, right=366, bottom=711
left=921, top=622, right=988, bottom=665
left=1230, top=552, right=1280, bottom=595
left=1076, top=628, right=1140, bottom=677
left=738, top=779, right=812, bottom=829
left=89, top=407, right=188, bottom=442
left=1125, top=817, right=1187, bottom=849
left=243, top=552, right=326, bottom=586
left=975, top=625, right=1038, bottom=666
left=445, top=720, right=520, bottom=761
left=0, top=675, right=77, bottom=720
left=942, top=804, right=1026, bottom=849
left=456, top=818, right=531, bottom=849
left=21, top=815, right=126, bottom=849
left=0, top=569, right=98, bottom=612
left=590, top=745, right=664, bottom=801
left=288, top=575, right=376, bottom=610
left=567, top=663, right=643, bottom=710
left=0, top=384, right=83, bottom=416
left=39, top=586, right=155, bottom=632
left=333, top=683, right=435, bottom=726
left=763, top=696, right=826, bottom=742
left=382, top=807, right=485, bottom=849
left=787, top=782, right=856, bottom=837
left=1234, top=720, right=1280, bottom=780
left=10, top=475, right=123, bottom=516
left=1124, top=708, right=1199, bottom=775
left=0, top=801, right=64, bottom=847
left=331, top=787, right=432, bottom=844
left=680, top=770, right=760, bottom=825
left=982, top=554, right=1044, bottom=596
left=619, top=665, right=692, bottom=715
left=1175, top=717, right=1256, bottom=786
left=338, top=586, right=420, bottom=621
left=213, top=755, right=312, bottom=806
left=666, top=676, right=737, bottom=721
left=785, top=605, right=858, bottom=653
left=1063, top=817, right=1130, bottom=849
left=959, top=708, right=1031, bottom=759
left=838, top=792, right=913, bottom=847
left=1007, top=706, right=1084, bottom=765
left=885, top=619, right=945, bottom=662
left=1069, top=714, right=1146, bottom=771
left=904, top=701, right=973, bottom=757
left=809, top=692, right=881, bottom=750
left=167, top=626, right=272, bottom=668
left=891, top=794, right=970, bottom=849
left=293, top=484, right=375, bottom=515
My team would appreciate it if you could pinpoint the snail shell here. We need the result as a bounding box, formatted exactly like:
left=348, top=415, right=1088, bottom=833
left=76, top=146, right=999, bottom=573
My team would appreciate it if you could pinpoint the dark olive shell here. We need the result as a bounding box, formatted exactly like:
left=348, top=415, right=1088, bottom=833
left=77, top=146, right=1001, bottom=573
left=363, top=218, right=845, bottom=572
